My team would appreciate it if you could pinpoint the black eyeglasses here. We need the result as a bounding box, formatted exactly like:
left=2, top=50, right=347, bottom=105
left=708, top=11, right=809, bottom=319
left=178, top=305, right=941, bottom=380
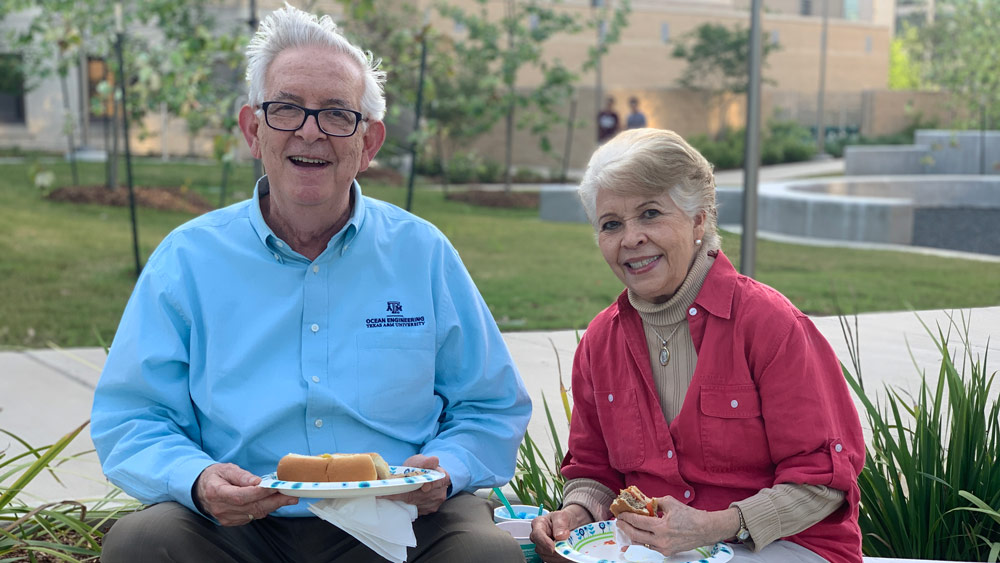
left=261, top=101, right=364, bottom=137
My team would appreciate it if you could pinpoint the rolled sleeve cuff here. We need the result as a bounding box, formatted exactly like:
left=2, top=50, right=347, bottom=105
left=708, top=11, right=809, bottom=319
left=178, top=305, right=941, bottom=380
left=168, top=457, right=216, bottom=519
left=562, top=478, right=616, bottom=522
left=732, top=494, right=781, bottom=552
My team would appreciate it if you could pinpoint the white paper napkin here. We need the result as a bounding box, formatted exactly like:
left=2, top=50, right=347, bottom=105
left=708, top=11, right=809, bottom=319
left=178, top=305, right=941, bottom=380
left=614, top=524, right=665, bottom=562
left=308, top=496, right=418, bottom=563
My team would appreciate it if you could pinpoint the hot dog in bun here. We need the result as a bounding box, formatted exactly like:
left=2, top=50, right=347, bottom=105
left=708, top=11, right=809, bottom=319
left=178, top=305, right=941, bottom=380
left=609, top=485, right=658, bottom=517
left=276, top=452, right=391, bottom=482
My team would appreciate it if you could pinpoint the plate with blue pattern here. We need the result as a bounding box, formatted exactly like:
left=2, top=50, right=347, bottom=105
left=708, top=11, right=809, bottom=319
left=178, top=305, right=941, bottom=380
left=258, top=465, right=445, bottom=498
left=554, top=520, right=734, bottom=563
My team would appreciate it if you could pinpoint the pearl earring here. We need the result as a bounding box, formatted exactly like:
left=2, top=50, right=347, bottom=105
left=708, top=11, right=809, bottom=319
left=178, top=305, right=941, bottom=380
left=695, top=239, right=702, bottom=245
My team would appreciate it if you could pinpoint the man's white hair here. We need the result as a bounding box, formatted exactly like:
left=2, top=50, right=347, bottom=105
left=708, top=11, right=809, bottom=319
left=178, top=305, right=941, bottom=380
left=245, top=3, right=386, bottom=122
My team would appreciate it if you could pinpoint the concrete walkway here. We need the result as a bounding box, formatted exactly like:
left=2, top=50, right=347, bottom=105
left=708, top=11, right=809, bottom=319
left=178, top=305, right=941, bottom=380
left=3, top=306, right=998, bottom=505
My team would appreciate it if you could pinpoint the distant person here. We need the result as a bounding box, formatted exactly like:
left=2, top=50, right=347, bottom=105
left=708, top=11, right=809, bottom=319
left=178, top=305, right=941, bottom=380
left=626, top=96, right=647, bottom=129
left=530, top=128, right=865, bottom=562
left=91, top=5, right=531, bottom=563
left=597, top=96, right=620, bottom=144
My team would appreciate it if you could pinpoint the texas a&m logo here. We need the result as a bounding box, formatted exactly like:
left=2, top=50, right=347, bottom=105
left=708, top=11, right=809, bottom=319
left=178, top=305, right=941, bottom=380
left=365, top=300, right=425, bottom=328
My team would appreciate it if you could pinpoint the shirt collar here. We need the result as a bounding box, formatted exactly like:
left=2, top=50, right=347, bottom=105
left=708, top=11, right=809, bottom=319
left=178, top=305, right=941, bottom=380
left=248, top=176, right=366, bottom=260
left=692, top=249, right=737, bottom=320
left=614, top=249, right=737, bottom=321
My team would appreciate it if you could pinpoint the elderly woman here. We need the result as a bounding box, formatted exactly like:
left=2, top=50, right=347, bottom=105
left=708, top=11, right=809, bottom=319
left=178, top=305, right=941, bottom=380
left=529, top=129, right=864, bottom=562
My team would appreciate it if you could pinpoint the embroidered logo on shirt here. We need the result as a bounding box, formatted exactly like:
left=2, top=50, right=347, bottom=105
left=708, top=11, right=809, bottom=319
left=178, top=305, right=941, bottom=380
left=366, top=301, right=426, bottom=328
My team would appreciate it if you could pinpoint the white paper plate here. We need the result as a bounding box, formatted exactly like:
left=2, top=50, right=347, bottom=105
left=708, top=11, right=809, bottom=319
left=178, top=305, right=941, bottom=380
left=258, top=465, right=445, bottom=498
left=554, top=520, right=734, bottom=563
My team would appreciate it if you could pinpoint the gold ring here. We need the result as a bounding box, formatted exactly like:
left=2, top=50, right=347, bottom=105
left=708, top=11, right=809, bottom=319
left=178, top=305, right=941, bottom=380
left=644, top=543, right=650, bottom=548
left=247, top=513, right=254, bottom=522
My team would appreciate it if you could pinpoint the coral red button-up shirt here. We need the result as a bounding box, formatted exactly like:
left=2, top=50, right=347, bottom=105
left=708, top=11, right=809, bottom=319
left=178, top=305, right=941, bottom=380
left=562, top=251, right=864, bottom=562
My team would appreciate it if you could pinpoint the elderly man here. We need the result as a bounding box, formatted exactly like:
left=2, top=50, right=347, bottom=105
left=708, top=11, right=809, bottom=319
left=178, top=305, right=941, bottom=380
left=92, top=6, right=531, bottom=562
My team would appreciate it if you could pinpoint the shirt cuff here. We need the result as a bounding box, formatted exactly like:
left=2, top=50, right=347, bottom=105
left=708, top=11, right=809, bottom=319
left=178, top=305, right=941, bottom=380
left=169, top=457, right=217, bottom=520
left=432, top=450, right=468, bottom=497
left=732, top=494, right=780, bottom=552
left=562, top=478, right=616, bottom=522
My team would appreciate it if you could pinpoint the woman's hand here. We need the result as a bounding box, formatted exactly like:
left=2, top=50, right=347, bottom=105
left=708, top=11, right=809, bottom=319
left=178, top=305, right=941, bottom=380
left=530, top=504, right=593, bottom=562
left=614, top=496, right=739, bottom=556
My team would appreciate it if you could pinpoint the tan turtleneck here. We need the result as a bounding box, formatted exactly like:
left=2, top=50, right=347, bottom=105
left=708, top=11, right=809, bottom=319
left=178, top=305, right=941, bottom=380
left=561, top=248, right=844, bottom=552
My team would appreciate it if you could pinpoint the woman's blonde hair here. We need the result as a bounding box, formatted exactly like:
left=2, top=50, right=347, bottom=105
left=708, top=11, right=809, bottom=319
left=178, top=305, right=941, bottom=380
left=578, top=128, right=720, bottom=249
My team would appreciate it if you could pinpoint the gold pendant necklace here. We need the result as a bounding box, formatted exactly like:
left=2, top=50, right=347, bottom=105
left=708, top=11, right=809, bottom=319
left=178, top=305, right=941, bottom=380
left=651, top=323, right=683, bottom=366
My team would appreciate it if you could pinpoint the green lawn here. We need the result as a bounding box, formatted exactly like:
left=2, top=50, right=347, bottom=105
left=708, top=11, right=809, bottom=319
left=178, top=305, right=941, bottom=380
left=2, top=159, right=999, bottom=349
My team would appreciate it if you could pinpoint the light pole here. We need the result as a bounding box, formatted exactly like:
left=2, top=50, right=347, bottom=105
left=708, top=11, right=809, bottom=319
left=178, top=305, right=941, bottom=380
left=740, top=0, right=763, bottom=278
left=249, top=0, right=262, bottom=181
left=592, top=0, right=604, bottom=131
left=815, top=0, right=829, bottom=156
left=114, top=3, right=141, bottom=277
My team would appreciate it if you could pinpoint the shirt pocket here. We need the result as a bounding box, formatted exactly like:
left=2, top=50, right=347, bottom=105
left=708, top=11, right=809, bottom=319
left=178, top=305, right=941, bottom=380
left=355, top=331, right=436, bottom=424
left=699, top=384, right=771, bottom=472
left=594, top=387, right=645, bottom=471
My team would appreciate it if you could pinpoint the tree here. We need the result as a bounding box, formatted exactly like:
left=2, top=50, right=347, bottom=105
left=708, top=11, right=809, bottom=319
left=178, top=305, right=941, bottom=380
left=5, top=0, right=250, bottom=194
left=437, top=0, right=630, bottom=191
left=888, top=25, right=923, bottom=90
left=913, top=0, right=1000, bottom=130
left=671, top=23, right=780, bottom=138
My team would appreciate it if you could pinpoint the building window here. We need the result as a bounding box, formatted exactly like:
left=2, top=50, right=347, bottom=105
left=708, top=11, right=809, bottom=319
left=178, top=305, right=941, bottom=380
left=844, top=0, right=860, bottom=20
left=865, top=35, right=872, bottom=53
left=660, top=22, right=670, bottom=43
left=0, top=53, right=26, bottom=124
left=800, top=0, right=812, bottom=16
left=87, top=57, right=114, bottom=119
left=770, top=30, right=780, bottom=45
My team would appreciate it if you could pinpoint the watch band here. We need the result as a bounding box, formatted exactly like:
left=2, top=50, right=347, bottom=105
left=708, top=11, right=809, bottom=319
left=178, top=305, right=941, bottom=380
left=735, top=505, right=751, bottom=542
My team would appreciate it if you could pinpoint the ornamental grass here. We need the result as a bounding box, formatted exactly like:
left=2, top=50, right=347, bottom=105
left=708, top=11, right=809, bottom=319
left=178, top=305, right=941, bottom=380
left=842, top=313, right=1000, bottom=561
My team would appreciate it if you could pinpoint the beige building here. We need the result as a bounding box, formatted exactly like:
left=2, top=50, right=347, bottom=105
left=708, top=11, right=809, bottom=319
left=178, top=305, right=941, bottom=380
left=1, top=0, right=907, bottom=170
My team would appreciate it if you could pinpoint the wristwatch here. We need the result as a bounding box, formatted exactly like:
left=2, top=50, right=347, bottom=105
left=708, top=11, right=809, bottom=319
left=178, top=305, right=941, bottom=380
left=735, top=505, right=751, bottom=542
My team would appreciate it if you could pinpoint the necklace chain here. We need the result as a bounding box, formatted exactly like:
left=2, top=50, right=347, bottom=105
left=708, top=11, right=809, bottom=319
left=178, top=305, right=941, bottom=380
left=650, top=323, right=683, bottom=366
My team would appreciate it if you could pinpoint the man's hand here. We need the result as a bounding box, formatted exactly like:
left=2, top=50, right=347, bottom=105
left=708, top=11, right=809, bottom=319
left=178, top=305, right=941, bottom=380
left=193, top=463, right=299, bottom=526
left=382, top=454, right=450, bottom=515
left=529, top=504, right=591, bottom=562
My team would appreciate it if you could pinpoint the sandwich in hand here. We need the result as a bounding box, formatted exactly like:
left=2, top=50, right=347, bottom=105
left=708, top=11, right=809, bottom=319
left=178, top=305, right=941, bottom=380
left=276, top=452, right=391, bottom=482
left=610, top=485, right=658, bottom=517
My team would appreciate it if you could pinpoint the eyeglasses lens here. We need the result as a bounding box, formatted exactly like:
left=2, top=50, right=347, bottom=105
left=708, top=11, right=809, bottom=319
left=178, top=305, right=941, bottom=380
left=265, top=104, right=356, bottom=136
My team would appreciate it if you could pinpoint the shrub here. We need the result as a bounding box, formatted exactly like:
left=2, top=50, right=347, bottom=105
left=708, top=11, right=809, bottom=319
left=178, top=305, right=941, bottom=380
left=841, top=313, right=1000, bottom=561
left=689, top=119, right=815, bottom=170
left=1, top=421, right=141, bottom=561
left=509, top=338, right=574, bottom=511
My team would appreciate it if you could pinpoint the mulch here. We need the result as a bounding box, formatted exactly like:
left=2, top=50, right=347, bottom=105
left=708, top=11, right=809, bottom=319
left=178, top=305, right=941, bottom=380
left=46, top=185, right=215, bottom=215
left=445, top=190, right=539, bottom=209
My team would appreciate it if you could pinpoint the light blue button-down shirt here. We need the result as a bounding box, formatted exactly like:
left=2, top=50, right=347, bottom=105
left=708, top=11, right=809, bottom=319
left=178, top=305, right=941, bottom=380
left=91, top=178, right=532, bottom=517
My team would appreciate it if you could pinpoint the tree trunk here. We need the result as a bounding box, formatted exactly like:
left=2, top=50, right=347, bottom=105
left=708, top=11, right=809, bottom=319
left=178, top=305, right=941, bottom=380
left=59, top=67, right=79, bottom=186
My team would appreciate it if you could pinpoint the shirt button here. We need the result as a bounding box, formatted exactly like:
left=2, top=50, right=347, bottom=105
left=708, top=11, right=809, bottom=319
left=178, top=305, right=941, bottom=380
left=314, top=419, right=323, bottom=428
left=273, top=253, right=280, bottom=261
left=683, top=490, right=691, bottom=499
left=688, top=307, right=698, bottom=316
left=344, top=244, right=350, bottom=251
left=311, top=323, right=319, bottom=333
left=667, top=450, right=674, bottom=459
left=835, top=443, right=843, bottom=453
left=608, top=394, right=614, bottom=402
left=276, top=241, right=284, bottom=248
left=312, top=376, right=320, bottom=383
left=731, top=399, right=739, bottom=408
left=313, top=265, right=320, bottom=274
